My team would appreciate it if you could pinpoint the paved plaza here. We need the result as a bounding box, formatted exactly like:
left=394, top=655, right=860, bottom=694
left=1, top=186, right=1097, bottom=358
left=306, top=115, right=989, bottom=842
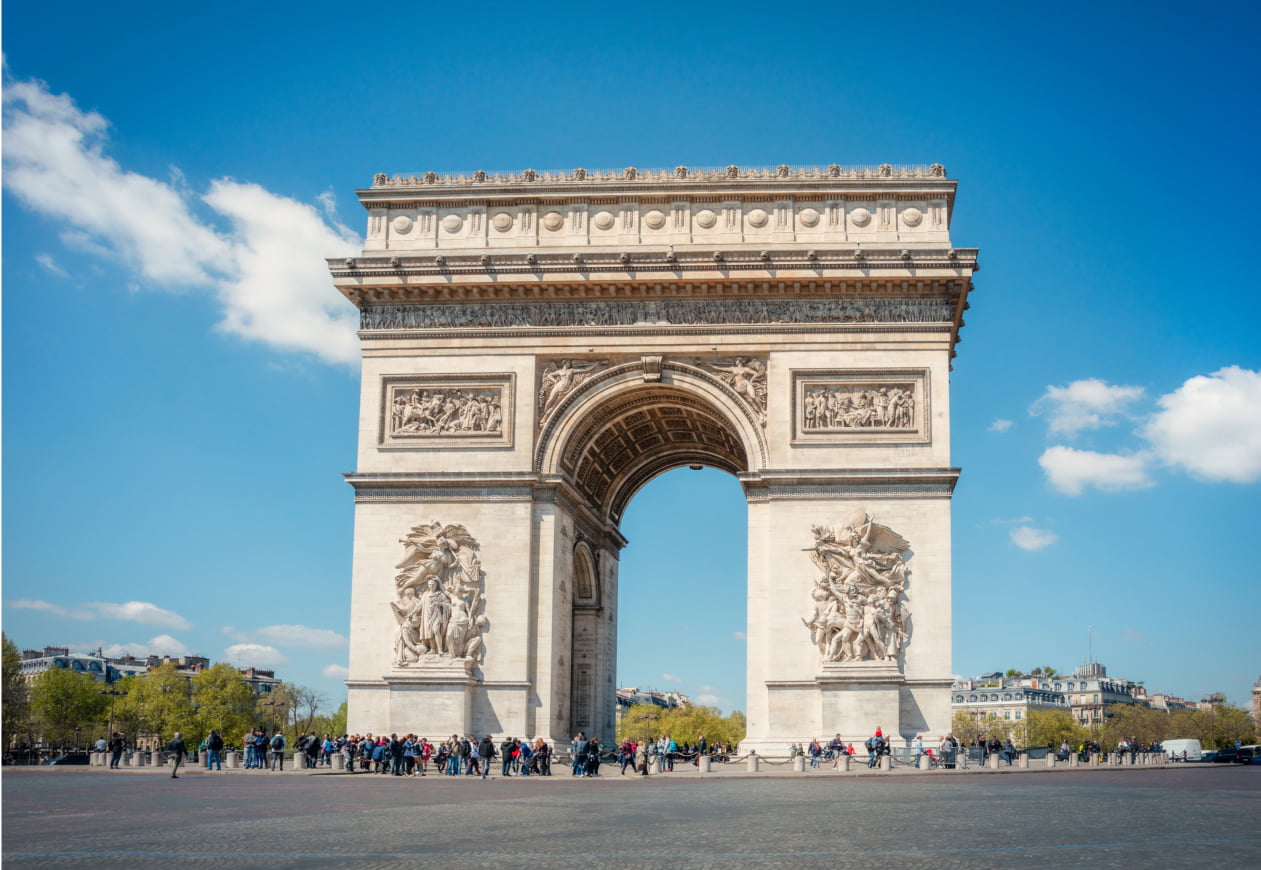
left=3, top=764, right=1258, bottom=869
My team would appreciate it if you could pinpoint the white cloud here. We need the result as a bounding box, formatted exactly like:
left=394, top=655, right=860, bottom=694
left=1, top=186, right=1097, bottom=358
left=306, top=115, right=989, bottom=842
left=1141, top=366, right=1261, bottom=483
left=1031, top=379, right=1145, bottom=436
left=10, top=598, right=93, bottom=619
left=988, top=418, right=1013, bottom=433
left=991, top=516, right=1034, bottom=525
left=2, top=74, right=360, bottom=365
left=35, top=253, right=67, bottom=276
left=224, top=624, right=347, bottom=648
left=321, top=664, right=349, bottom=679
left=1038, top=446, right=1153, bottom=496
left=9, top=598, right=190, bottom=629
left=696, top=693, right=720, bottom=705
left=732, top=631, right=747, bottom=641
left=87, top=601, right=191, bottom=630
left=224, top=643, right=288, bottom=667
left=661, top=672, right=682, bottom=683
left=98, top=634, right=190, bottom=658
left=1010, top=525, right=1058, bottom=551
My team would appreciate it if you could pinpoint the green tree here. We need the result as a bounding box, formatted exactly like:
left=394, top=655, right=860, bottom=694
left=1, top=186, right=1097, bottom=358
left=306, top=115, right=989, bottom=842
left=2, top=634, right=31, bottom=747
left=192, top=663, right=257, bottom=745
left=616, top=704, right=746, bottom=747
left=1026, top=708, right=1088, bottom=749
left=29, top=667, right=108, bottom=748
left=120, top=662, right=196, bottom=745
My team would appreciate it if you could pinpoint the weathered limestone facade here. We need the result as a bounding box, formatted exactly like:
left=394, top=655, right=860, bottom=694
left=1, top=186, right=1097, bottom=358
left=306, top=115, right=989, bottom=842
left=330, top=164, right=977, bottom=751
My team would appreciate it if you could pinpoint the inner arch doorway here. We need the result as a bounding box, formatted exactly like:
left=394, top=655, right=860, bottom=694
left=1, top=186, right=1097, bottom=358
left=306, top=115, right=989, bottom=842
left=333, top=163, right=977, bottom=753
left=537, top=366, right=761, bottom=743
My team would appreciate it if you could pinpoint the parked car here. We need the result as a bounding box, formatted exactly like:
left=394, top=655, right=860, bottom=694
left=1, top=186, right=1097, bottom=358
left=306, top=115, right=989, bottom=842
left=1211, top=748, right=1252, bottom=764
left=1199, top=750, right=1218, bottom=763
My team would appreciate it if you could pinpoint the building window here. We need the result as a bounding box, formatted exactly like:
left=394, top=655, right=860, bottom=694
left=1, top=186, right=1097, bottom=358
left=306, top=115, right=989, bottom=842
left=1015, top=711, right=1022, bottom=720
left=1094, top=694, right=1099, bottom=703
left=1004, top=712, right=1011, bottom=719
left=969, top=695, right=976, bottom=702
left=1003, top=693, right=1012, bottom=701
left=955, top=695, right=964, bottom=703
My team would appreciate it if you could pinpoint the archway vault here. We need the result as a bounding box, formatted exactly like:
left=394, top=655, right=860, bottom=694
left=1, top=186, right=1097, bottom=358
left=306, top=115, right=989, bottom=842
left=535, top=360, right=767, bottom=525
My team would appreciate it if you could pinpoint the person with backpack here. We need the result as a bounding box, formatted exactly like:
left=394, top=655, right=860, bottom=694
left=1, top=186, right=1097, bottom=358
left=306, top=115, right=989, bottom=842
left=477, top=734, right=496, bottom=779
left=269, top=731, right=286, bottom=771
left=205, top=729, right=224, bottom=771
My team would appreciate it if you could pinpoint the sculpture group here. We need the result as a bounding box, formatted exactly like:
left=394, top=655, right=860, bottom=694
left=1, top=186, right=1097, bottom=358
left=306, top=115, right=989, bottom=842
left=803, top=512, right=912, bottom=663
left=802, top=385, right=914, bottom=430
left=390, top=388, right=503, bottom=436
left=391, top=522, right=488, bottom=666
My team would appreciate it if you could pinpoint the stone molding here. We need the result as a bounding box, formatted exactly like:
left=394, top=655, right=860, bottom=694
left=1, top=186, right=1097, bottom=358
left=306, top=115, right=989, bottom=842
left=332, top=249, right=978, bottom=282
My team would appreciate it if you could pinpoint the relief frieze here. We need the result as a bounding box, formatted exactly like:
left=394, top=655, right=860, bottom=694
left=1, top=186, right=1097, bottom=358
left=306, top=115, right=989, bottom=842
left=792, top=369, right=929, bottom=444
left=361, top=297, right=952, bottom=331
left=380, top=374, right=513, bottom=448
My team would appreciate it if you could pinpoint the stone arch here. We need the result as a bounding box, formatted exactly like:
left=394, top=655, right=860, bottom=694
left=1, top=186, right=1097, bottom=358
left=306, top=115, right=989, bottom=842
left=536, top=360, right=767, bottom=525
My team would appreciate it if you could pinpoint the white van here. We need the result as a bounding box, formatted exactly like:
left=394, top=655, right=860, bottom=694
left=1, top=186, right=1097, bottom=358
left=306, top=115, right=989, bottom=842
left=1161, top=739, right=1202, bottom=762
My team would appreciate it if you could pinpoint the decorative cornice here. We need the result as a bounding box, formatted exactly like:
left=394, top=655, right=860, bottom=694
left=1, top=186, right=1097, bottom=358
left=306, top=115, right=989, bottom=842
left=330, top=248, right=978, bottom=281
left=367, top=163, right=948, bottom=192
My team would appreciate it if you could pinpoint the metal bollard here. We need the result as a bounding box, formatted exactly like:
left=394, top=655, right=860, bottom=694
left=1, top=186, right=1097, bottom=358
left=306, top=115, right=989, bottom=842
left=918, top=755, right=932, bottom=770
left=225, top=751, right=239, bottom=769
left=879, top=755, right=891, bottom=771
left=747, top=753, right=760, bottom=773
left=332, top=754, right=346, bottom=770
left=294, top=752, right=307, bottom=770
left=836, top=754, right=850, bottom=772
left=987, top=753, right=1000, bottom=770
left=1017, top=754, right=1029, bottom=769
left=699, top=755, right=712, bottom=773
left=793, top=756, right=805, bottom=773
left=1047, top=754, right=1057, bottom=768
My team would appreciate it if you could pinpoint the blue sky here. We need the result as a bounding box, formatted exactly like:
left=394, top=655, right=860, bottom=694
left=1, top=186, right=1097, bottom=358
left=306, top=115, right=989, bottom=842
left=3, top=2, right=1259, bottom=714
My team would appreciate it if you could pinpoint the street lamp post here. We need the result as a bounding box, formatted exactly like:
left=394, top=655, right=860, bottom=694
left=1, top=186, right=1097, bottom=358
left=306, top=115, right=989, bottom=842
left=262, top=699, right=283, bottom=735
left=100, top=688, right=128, bottom=739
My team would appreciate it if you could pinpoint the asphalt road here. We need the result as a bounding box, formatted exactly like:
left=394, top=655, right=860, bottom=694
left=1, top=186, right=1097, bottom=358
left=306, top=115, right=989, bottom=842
left=3, top=765, right=1258, bottom=869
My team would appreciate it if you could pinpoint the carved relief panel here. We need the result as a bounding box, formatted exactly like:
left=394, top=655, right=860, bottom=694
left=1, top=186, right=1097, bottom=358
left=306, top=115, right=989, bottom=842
left=379, top=374, right=514, bottom=448
left=792, top=369, right=929, bottom=444
left=803, top=511, right=911, bottom=665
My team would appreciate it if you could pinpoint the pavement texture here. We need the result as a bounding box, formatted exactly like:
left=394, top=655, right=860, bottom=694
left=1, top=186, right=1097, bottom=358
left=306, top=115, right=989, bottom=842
left=3, top=764, right=1258, bottom=869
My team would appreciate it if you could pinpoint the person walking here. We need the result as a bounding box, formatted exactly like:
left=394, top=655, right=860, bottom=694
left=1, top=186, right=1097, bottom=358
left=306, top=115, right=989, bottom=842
left=168, top=732, right=187, bottom=779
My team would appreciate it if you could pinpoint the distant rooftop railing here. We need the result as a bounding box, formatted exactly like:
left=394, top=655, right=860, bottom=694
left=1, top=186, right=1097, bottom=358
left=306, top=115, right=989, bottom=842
left=370, top=163, right=948, bottom=188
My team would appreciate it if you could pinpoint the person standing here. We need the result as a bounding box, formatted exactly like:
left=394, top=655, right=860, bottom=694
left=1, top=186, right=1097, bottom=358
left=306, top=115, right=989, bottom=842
left=269, top=730, right=286, bottom=771
left=636, top=739, right=650, bottom=776
left=571, top=732, right=588, bottom=777
left=108, top=732, right=125, bottom=770
left=168, top=732, right=187, bottom=779
left=478, top=735, right=496, bottom=779
left=913, top=735, right=925, bottom=764
left=205, top=729, right=224, bottom=771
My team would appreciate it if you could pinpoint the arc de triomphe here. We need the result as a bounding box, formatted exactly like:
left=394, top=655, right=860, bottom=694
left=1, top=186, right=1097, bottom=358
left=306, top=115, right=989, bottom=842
left=328, top=164, right=977, bottom=752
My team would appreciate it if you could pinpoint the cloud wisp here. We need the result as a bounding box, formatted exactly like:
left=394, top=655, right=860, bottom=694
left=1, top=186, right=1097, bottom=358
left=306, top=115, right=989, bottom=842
left=1010, top=525, right=1058, bottom=551
left=2, top=74, right=361, bottom=364
left=224, top=624, right=348, bottom=648
left=10, top=598, right=191, bottom=630
left=1031, top=379, right=1145, bottom=437
left=224, top=643, right=288, bottom=668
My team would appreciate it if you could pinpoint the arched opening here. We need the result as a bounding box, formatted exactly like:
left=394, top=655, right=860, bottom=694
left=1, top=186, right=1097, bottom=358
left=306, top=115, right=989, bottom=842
left=616, top=467, right=747, bottom=726
left=542, top=369, right=762, bottom=742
